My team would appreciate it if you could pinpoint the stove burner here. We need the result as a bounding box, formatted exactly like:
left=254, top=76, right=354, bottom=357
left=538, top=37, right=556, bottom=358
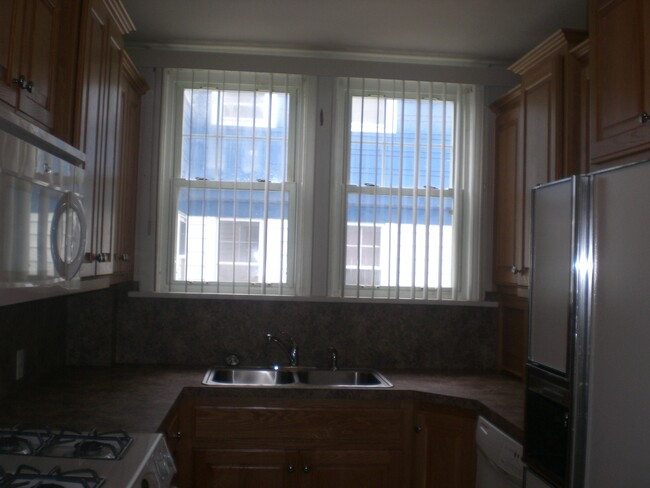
left=0, top=465, right=105, bottom=488
left=37, top=429, right=133, bottom=460
left=0, top=426, right=52, bottom=456
left=0, top=436, right=31, bottom=455
left=74, top=440, right=116, bottom=460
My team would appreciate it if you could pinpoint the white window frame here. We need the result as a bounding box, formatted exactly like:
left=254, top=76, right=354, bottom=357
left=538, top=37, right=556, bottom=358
left=156, top=69, right=313, bottom=295
left=328, top=78, right=483, bottom=301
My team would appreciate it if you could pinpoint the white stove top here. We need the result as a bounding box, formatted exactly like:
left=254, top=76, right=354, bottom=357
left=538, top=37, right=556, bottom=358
left=0, top=433, right=175, bottom=487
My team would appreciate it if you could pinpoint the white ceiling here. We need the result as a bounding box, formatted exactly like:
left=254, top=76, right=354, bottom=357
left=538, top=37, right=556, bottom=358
left=121, top=0, right=588, bottom=65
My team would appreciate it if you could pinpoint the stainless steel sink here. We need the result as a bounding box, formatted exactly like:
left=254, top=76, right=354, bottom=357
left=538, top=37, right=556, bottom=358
left=296, top=369, right=392, bottom=387
left=203, top=368, right=296, bottom=385
left=202, top=367, right=392, bottom=387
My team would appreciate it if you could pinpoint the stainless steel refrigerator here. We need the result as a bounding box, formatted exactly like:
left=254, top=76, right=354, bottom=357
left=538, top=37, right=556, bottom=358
left=525, top=159, right=650, bottom=487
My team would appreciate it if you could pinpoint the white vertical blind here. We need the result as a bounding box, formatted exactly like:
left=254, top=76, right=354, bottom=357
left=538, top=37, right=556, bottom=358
left=162, top=69, right=301, bottom=295
left=338, top=77, right=481, bottom=300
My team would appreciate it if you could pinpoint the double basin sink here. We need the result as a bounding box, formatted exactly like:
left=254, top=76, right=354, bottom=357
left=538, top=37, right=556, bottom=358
left=203, top=367, right=393, bottom=388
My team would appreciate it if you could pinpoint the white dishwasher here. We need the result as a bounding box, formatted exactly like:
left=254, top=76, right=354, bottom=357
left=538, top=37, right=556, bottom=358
left=475, top=416, right=524, bottom=488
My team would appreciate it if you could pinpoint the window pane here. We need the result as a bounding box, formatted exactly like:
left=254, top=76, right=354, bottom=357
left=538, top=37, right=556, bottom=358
left=349, top=96, right=455, bottom=190
left=181, top=88, right=290, bottom=183
left=174, top=188, right=289, bottom=284
left=344, top=80, right=461, bottom=296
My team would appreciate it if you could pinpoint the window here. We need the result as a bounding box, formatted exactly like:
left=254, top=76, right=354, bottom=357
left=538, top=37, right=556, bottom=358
left=158, top=70, right=303, bottom=294
left=331, top=78, right=483, bottom=300
left=156, top=70, right=483, bottom=301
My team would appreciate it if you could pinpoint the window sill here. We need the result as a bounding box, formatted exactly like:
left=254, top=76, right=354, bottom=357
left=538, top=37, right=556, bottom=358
left=127, top=290, right=497, bottom=307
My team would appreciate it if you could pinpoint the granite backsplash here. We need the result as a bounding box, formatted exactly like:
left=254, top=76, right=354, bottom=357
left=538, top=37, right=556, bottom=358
left=1, top=282, right=498, bottom=396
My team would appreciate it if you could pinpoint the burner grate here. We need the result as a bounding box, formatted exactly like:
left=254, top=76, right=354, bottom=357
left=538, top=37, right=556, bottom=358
left=0, top=426, right=53, bottom=456
left=0, top=464, right=105, bottom=487
left=41, top=429, right=133, bottom=460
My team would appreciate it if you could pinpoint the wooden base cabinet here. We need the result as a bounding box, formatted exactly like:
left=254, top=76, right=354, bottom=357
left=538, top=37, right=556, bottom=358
left=412, top=405, right=477, bottom=488
left=174, top=397, right=411, bottom=488
left=167, top=396, right=480, bottom=488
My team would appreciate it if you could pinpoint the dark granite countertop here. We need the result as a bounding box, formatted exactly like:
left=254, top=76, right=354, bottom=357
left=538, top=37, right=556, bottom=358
left=0, top=366, right=524, bottom=441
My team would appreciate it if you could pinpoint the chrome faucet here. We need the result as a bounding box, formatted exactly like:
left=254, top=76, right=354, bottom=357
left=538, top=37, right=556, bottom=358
left=266, top=333, right=299, bottom=367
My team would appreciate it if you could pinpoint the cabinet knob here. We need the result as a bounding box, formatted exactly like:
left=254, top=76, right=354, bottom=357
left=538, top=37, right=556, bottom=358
left=511, top=265, right=521, bottom=275
left=172, top=431, right=181, bottom=439
left=641, top=112, right=650, bottom=124
left=414, top=425, right=422, bottom=433
left=303, top=465, right=310, bottom=473
left=11, top=75, right=33, bottom=92
left=287, top=464, right=295, bottom=473
left=119, top=253, right=130, bottom=262
left=12, top=75, right=26, bottom=89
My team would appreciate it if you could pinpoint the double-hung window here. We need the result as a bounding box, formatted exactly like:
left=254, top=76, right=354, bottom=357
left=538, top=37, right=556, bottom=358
left=159, top=70, right=304, bottom=294
left=331, top=78, right=482, bottom=300
left=155, top=69, right=482, bottom=301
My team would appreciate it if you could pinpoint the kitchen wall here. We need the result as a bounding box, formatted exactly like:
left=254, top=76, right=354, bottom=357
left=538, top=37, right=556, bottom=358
left=1, top=282, right=498, bottom=396
left=0, top=296, right=68, bottom=398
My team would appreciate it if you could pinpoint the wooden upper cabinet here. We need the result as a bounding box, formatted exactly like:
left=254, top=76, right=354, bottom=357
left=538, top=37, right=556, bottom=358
left=492, top=30, right=586, bottom=294
left=0, top=0, right=80, bottom=141
left=590, top=0, right=650, bottom=166
left=75, top=0, right=140, bottom=278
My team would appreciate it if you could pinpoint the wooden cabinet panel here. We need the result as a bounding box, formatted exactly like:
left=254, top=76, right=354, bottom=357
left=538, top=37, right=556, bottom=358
left=413, top=405, right=476, bottom=488
left=113, top=54, right=146, bottom=281
left=565, top=40, right=591, bottom=176
left=192, top=403, right=404, bottom=449
left=590, top=0, right=650, bottom=165
left=76, top=0, right=110, bottom=277
left=0, top=0, right=21, bottom=108
left=193, top=449, right=292, bottom=488
left=17, top=0, right=61, bottom=130
left=492, top=88, right=522, bottom=289
left=498, top=295, right=528, bottom=377
left=301, top=450, right=402, bottom=488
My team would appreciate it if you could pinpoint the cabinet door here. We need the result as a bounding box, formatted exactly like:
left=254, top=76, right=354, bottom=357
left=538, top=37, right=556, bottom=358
left=76, top=0, right=123, bottom=277
left=113, top=56, right=146, bottom=280
left=0, top=0, right=21, bottom=107
left=15, top=0, right=61, bottom=130
left=94, top=22, right=122, bottom=276
left=193, top=449, right=294, bottom=488
left=590, top=0, right=650, bottom=165
left=492, top=90, right=523, bottom=288
left=300, top=450, right=402, bottom=488
left=413, top=406, right=476, bottom=488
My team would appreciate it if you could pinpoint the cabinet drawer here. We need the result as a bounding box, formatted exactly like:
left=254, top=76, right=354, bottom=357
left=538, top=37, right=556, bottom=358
left=193, top=404, right=405, bottom=449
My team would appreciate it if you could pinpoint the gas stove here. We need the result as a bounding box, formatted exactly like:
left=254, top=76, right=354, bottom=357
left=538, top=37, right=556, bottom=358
left=0, top=426, right=175, bottom=487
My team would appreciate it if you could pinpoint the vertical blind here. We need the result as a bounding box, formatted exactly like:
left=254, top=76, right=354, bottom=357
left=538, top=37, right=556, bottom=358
left=339, top=78, right=479, bottom=300
left=165, top=70, right=301, bottom=295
